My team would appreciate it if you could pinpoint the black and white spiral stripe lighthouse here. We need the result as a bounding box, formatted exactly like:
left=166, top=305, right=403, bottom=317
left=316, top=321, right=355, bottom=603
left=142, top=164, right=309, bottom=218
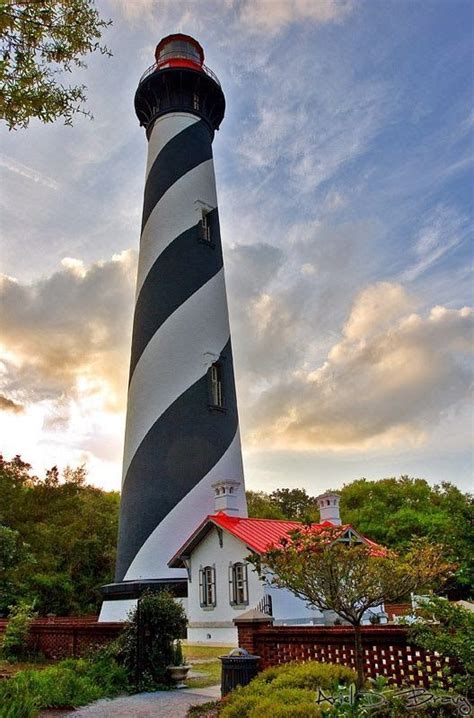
left=100, top=35, right=247, bottom=621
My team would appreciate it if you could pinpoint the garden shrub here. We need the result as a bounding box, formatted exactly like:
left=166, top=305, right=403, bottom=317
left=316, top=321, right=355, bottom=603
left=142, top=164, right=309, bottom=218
left=408, top=597, right=474, bottom=696
left=220, top=662, right=356, bottom=718
left=0, top=679, right=38, bottom=718
left=116, top=590, right=187, bottom=686
left=0, top=602, right=37, bottom=661
left=245, top=660, right=356, bottom=692
left=220, top=661, right=471, bottom=718
left=0, top=653, right=129, bottom=715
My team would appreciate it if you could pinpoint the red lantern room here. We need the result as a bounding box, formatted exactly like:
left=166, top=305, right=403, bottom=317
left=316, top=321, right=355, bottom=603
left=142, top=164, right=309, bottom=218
left=155, top=34, right=205, bottom=72
left=135, top=34, right=225, bottom=134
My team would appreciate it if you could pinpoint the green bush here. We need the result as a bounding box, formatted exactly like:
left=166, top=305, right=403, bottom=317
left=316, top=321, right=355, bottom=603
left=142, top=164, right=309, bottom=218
left=0, top=653, right=129, bottom=715
left=0, top=602, right=37, bottom=661
left=220, top=662, right=470, bottom=718
left=117, top=590, right=187, bottom=687
left=0, top=680, right=39, bottom=718
left=221, top=688, right=324, bottom=718
left=246, top=660, right=356, bottom=692
left=408, top=597, right=474, bottom=696
left=221, top=662, right=356, bottom=718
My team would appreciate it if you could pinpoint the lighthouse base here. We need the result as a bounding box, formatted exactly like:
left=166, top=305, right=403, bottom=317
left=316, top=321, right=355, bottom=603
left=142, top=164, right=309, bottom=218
left=98, top=578, right=188, bottom=622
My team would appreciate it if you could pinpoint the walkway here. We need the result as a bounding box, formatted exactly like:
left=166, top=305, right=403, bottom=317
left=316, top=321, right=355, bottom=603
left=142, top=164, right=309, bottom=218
left=59, top=685, right=220, bottom=717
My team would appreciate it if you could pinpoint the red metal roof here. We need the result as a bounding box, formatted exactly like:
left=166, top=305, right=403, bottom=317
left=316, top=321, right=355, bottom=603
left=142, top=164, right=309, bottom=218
left=167, top=512, right=379, bottom=568
left=209, top=513, right=345, bottom=553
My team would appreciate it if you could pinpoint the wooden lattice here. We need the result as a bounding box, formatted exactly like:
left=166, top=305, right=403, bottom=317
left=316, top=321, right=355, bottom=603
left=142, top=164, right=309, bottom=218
left=235, top=622, right=455, bottom=690
left=0, top=618, right=122, bottom=659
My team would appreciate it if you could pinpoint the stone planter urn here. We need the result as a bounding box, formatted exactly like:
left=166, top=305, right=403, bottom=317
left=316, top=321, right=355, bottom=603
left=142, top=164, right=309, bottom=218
left=166, top=664, right=191, bottom=688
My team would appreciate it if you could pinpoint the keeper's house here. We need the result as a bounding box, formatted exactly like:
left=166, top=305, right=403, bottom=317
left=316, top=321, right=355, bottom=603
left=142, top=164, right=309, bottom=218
left=169, top=483, right=386, bottom=644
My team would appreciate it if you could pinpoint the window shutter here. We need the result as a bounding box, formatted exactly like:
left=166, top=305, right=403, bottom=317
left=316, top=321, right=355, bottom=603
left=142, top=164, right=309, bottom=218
left=243, top=563, right=249, bottom=605
left=228, top=563, right=235, bottom=605
left=199, top=567, right=204, bottom=607
left=212, top=565, right=217, bottom=607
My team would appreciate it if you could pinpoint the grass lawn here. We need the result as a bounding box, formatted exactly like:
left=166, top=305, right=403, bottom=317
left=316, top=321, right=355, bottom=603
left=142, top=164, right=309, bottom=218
left=181, top=644, right=230, bottom=688
left=186, top=660, right=221, bottom=689
left=0, top=658, right=53, bottom=677
left=182, top=644, right=233, bottom=661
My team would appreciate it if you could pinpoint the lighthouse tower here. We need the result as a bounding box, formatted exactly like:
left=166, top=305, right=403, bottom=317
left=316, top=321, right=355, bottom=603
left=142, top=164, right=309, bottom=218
left=100, top=35, right=247, bottom=621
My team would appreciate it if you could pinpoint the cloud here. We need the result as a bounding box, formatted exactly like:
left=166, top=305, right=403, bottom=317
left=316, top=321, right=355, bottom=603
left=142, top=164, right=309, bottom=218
left=0, top=250, right=137, bottom=415
left=402, top=204, right=469, bottom=282
left=0, top=395, right=23, bottom=413
left=244, top=282, right=473, bottom=450
left=238, top=0, right=354, bottom=34
left=0, top=154, right=59, bottom=190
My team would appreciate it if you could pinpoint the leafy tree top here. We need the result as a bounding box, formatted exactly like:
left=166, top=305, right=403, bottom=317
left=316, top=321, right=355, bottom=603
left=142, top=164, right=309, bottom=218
left=1, top=0, right=111, bottom=129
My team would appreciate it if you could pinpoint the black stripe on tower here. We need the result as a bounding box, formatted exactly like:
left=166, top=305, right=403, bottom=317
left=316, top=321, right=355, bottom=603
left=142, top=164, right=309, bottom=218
left=129, top=207, right=222, bottom=381
left=141, top=120, right=213, bottom=232
left=116, top=337, right=238, bottom=582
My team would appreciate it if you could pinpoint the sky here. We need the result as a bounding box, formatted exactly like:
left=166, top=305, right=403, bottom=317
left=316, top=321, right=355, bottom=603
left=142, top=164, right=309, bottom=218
left=1, top=0, right=473, bottom=495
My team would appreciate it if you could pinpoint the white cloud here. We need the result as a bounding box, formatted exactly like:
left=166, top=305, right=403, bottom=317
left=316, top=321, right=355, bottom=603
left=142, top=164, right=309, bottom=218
left=0, top=250, right=137, bottom=413
left=238, top=0, right=354, bottom=34
left=0, top=154, right=59, bottom=190
left=402, top=204, right=469, bottom=282
left=244, top=282, right=473, bottom=450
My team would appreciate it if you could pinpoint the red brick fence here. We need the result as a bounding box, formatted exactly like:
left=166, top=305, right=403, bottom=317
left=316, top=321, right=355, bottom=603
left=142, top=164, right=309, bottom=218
left=0, top=617, right=123, bottom=659
left=235, top=614, right=453, bottom=689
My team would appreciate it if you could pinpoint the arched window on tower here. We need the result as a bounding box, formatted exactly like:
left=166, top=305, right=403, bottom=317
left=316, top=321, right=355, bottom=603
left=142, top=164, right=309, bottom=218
left=210, top=362, right=224, bottom=408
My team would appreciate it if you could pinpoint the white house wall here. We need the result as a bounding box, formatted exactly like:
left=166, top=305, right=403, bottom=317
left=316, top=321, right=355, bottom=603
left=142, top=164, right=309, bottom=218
left=187, top=526, right=264, bottom=644
left=265, top=581, right=324, bottom=625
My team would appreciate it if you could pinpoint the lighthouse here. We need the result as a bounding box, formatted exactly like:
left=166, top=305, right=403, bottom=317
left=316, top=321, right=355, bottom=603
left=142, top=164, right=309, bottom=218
left=100, top=35, right=247, bottom=621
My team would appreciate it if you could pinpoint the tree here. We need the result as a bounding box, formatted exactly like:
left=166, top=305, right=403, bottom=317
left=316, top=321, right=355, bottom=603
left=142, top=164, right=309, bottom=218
left=250, top=525, right=453, bottom=687
left=340, top=477, right=474, bottom=598
left=118, top=591, right=187, bottom=688
left=409, top=597, right=474, bottom=695
left=0, top=454, right=119, bottom=615
left=246, top=491, right=286, bottom=520
left=269, top=488, right=319, bottom=521
left=0, top=1, right=111, bottom=130
left=247, top=477, right=474, bottom=598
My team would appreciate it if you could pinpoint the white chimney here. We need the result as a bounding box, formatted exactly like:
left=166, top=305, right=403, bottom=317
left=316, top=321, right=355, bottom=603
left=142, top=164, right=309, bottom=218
left=212, top=480, right=241, bottom=514
left=317, top=492, right=341, bottom=525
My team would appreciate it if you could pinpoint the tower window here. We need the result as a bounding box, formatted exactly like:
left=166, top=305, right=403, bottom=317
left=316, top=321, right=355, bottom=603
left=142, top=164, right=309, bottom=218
left=193, top=93, right=200, bottom=111
left=199, top=565, right=216, bottom=608
left=210, top=363, right=223, bottom=408
left=229, top=562, right=249, bottom=606
left=199, top=209, right=211, bottom=242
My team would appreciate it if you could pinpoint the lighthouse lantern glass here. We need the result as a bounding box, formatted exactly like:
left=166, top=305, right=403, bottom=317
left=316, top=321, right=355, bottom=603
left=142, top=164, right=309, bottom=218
left=158, top=39, right=201, bottom=65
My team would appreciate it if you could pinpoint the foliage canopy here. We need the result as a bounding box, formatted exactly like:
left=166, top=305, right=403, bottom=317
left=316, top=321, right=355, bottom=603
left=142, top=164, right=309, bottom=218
left=247, top=478, right=473, bottom=598
left=409, top=596, right=474, bottom=695
left=0, top=0, right=111, bottom=129
left=0, top=454, right=119, bottom=615
left=117, top=590, right=188, bottom=688
left=250, top=525, right=452, bottom=686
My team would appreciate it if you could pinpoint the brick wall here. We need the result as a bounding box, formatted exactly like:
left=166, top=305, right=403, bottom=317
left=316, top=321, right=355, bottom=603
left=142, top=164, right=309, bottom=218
left=235, top=619, right=453, bottom=689
left=384, top=603, right=412, bottom=620
left=0, top=617, right=123, bottom=659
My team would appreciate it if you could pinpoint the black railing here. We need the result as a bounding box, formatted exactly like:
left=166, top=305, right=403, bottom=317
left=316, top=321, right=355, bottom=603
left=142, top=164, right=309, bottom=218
left=139, top=60, right=221, bottom=87
left=256, top=594, right=273, bottom=616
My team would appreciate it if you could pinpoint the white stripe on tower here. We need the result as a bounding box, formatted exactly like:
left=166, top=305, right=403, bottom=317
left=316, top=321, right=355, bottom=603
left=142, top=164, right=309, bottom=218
left=122, top=268, right=229, bottom=481
left=124, top=429, right=245, bottom=580
left=114, top=107, right=246, bottom=584
left=137, top=153, right=217, bottom=296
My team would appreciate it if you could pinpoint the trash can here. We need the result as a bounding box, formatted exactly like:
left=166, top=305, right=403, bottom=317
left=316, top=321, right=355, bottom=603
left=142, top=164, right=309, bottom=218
left=219, top=648, right=260, bottom=696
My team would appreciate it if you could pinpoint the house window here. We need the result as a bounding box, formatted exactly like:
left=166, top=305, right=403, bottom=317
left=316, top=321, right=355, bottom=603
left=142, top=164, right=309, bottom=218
left=210, top=363, right=223, bottom=408
left=229, top=562, right=249, bottom=606
left=199, top=209, right=211, bottom=242
left=199, top=565, right=216, bottom=608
